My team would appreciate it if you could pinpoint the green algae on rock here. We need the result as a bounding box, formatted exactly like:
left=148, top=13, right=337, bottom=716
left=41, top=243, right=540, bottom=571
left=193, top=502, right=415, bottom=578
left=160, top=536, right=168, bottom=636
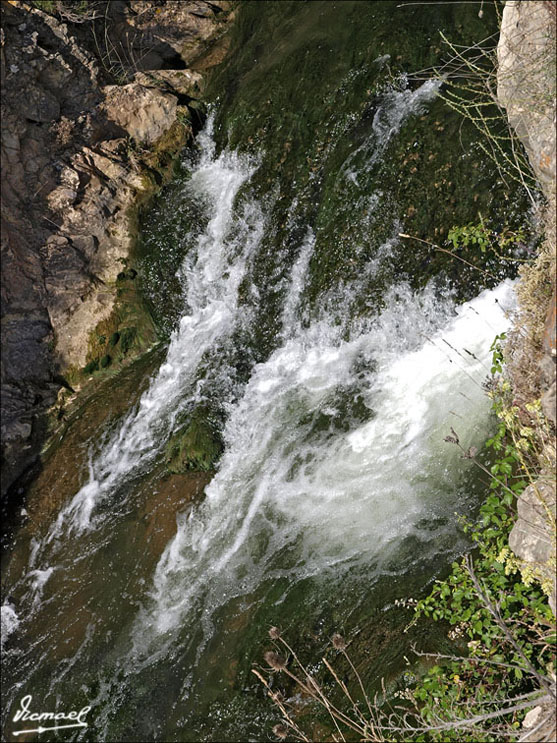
left=165, top=406, right=224, bottom=473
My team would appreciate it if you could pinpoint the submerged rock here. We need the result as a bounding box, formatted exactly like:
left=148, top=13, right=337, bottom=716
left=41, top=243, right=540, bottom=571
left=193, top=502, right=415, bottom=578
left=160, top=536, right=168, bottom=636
left=165, top=407, right=223, bottom=473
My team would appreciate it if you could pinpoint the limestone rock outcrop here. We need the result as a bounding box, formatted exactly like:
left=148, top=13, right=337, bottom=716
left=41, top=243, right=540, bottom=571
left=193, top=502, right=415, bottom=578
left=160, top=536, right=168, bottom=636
left=497, top=0, right=556, bottom=211
left=0, top=0, right=233, bottom=505
left=102, top=84, right=178, bottom=145
left=497, top=0, right=556, bottom=617
left=509, top=479, right=556, bottom=614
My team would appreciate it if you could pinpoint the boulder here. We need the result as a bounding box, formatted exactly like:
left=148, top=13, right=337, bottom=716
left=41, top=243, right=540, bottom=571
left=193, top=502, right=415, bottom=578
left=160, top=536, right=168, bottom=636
left=102, top=84, right=178, bottom=145
left=509, top=479, right=556, bottom=613
left=509, top=480, right=556, bottom=564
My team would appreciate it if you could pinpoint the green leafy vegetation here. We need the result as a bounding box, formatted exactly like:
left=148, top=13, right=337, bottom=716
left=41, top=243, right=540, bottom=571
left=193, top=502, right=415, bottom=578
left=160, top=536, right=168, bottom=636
left=30, top=0, right=56, bottom=11
left=409, top=394, right=555, bottom=740
left=448, top=219, right=528, bottom=260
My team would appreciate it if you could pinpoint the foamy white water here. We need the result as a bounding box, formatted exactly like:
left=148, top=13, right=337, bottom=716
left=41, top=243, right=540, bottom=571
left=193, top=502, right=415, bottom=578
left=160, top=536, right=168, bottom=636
left=280, top=227, right=315, bottom=337
left=1, top=604, right=19, bottom=652
left=132, top=278, right=514, bottom=652
left=342, top=77, right=441, bottom=183
left=45, top=119, right=264, bottom=541
left=13, top=83, right=515, bottom=673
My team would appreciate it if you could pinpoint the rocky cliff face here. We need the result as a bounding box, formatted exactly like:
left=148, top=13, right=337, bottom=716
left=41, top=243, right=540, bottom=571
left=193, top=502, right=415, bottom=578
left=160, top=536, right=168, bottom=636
left=497, top=0, right=556, bottom=215
left=0, top=0, right=233, bottom=504
left=496, top=0, right=556, bottom=615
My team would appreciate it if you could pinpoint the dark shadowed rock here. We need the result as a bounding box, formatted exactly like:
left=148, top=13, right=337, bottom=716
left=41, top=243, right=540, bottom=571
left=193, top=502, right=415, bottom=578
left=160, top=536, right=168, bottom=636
left=20, top=84, right=60, bottom=122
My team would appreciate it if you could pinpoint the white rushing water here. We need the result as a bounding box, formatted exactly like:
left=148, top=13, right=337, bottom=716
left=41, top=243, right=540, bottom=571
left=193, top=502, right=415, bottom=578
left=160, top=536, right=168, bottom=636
left=18, top=83, right=515, bottom=672
left=132, top=277, right=514, bottom=653
left=1, top=603, right=20, bottom=652
left=45, top=121, right=264, bottom=542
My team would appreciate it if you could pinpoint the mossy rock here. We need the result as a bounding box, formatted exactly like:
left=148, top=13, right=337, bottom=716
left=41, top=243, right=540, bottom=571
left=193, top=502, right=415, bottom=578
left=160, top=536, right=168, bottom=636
left=165, top=406, right=223, bottom=473
left=83, top=359, right=99, bottom=374
left=119, top=327, right=137, bottom=355
left=144, top=116, right=192, bottom=175
left=300, top=387, right=375, bottom=440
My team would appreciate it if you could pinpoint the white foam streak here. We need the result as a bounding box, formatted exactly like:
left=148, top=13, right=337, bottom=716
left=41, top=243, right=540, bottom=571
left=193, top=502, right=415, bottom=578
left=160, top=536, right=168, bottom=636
left=136, top=279, right=515, bottom=649
left=1, top=604, right=19, bottom=652
left=46, top=120, right=262, bottom=541
left=26, top=568, right=54, bottom=610
left=341, top=78, right=441, bottom=181
left=280, top=227, right=315, bottom=337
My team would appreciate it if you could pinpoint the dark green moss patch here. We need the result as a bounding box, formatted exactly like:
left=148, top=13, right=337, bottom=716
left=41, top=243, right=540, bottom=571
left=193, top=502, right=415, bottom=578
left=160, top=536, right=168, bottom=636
left=119, top=327, right=137, bottom=355
left=83, top=359, right=99, bottom=374
left=165, top=406, right=223, bottom=473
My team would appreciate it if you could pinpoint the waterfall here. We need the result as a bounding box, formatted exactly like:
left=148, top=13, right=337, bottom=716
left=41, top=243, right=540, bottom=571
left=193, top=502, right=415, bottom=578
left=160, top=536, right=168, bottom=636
left=132, top=275, right=513, bottom=655
left=45, top=119, right=264, bottom=541
left=43, top=77, right=444, bottom=546
left=2, top=72, right=517, bottom=742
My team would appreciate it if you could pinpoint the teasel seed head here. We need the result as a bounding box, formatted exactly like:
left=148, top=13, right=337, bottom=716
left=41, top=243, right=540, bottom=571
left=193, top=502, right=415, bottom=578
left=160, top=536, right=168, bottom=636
left=272, top=723, right=288, bottom=739
left=264, top=650, right=287, bottom=671
left=331, top=633, right=347, bottom=650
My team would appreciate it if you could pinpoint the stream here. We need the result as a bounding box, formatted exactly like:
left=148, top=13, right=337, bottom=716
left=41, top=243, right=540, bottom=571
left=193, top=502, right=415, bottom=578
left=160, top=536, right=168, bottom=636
left=1, top=2, right=529, bottom=741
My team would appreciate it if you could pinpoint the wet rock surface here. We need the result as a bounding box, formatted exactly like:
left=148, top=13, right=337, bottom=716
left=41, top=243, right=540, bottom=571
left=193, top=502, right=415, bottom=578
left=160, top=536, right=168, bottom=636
left=0, top=0, right=233, bottom=506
